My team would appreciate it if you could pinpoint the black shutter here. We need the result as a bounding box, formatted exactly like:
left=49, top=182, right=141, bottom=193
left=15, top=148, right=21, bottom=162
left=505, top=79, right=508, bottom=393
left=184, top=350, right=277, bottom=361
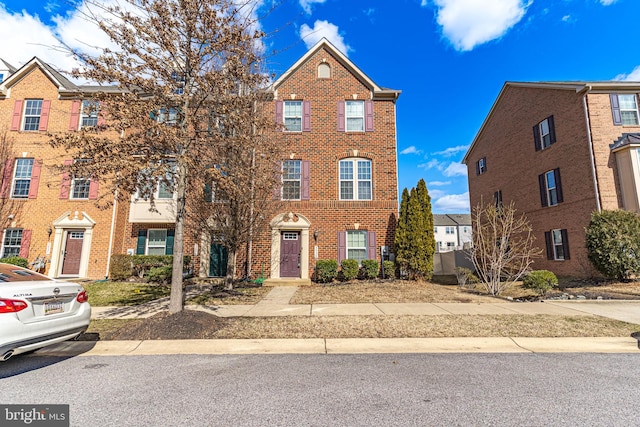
left=544, top=231, right=553, bottom=260
left=561, top=229, right=570, bottom=260
left=476, top=160, right=480, bottom=176
left=533, top=123, right=542, bottom=151
left=548, top=115, right=556, bottom=145
left=136, top=229, right=147, bottom=255
left=539, top=174, right=548, bottom=207
left=610, top=94, right=622, bottom=125
left=554, top=168, right=563, bottom=203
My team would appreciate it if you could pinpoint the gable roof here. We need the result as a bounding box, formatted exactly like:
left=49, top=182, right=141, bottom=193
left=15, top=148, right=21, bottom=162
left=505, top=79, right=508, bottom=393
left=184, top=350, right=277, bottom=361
left=271, top=38, right=400, bottom=101
left=0, top=57, right=78, bottom=95
left=433, top=214, right=471, bottom=226
left=0, top=58, right=17, bottom=74
left=462, top=80, right=640, bottom=164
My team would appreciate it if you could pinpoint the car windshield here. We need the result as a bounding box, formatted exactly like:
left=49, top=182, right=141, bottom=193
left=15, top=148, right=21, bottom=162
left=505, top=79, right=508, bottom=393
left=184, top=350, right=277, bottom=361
left=0, top=264, right=52, bottom=282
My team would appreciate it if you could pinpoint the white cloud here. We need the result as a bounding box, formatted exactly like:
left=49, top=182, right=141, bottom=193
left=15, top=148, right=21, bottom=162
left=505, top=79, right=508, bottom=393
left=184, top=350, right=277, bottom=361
left=614, top=65, right=640, bottom=82
left=299, top=0, right=327, bottom=15
left=443, top=162, right=467, bottom=177
left=418, top=159, right=442, bottom=170
left=433, top=192, right=470, bottom=212
left=428, top=189, right=446, bottom=199
left=600, top=0, right=617, bottom=5
left=400, top=145, right=422, bottom=155
left=300, top=20, right=351, bottom=55
left=432, top=144, right=469, bottom=157
left=428, top=181, right=451, bottom=187
left=433, top=0, right=531, bottom=51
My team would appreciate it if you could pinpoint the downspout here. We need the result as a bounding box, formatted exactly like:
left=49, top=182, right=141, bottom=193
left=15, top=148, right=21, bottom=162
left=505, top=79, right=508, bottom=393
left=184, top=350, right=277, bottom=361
left=105, top=188, right=118, bottom=279
left=581, top=85, right=602, bottom=212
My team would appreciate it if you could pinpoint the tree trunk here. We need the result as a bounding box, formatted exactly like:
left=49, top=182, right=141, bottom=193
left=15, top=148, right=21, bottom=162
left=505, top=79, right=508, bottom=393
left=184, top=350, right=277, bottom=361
left=225, top=249, right=237, bottom=291
left=168, top=159, right=188, bottom=313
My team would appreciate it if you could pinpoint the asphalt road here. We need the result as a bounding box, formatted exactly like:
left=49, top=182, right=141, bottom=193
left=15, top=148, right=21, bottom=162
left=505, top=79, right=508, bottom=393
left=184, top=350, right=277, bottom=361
left=3, top=353, right=640, bottom=426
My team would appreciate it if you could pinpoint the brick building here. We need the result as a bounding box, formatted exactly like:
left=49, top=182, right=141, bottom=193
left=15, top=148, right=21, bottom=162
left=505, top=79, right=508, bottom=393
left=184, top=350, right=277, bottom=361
left=463, top=82, right=640, bottom=277
left=0, top=38, right=401, bottom=282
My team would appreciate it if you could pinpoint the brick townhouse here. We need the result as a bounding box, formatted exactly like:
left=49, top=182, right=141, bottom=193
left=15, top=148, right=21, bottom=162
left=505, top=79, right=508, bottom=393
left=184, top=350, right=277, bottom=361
left=1, top=38, right=401, bottom=282
left=463, top=81, right=640, bottom=277
left=0, top=57, right=123, bottom=279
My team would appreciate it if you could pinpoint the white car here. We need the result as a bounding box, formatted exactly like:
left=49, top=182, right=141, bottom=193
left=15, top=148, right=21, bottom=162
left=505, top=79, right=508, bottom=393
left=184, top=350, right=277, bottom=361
left=0, top=263, right=91, bottom=361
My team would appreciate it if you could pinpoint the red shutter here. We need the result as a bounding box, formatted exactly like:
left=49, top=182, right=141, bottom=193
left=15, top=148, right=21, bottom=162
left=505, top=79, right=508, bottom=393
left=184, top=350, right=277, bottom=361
left=97, top=101, right=106, bottom=127
left=38, top=100, right=51, bottom=131
left=337, top=101, right=345, bottom=132
left=610, top=94, right=622, bottom=125
left=301, top=160, right=310, bottom=200
left=366, top=231, right=377, bottom=260
left=89, top=178, right=99, bottom=200
left=1, top=159, right=14, bottom=198
left=275, top=100, right=283, bottom=130
left=337, top=231, right=346, bottom=263
left=365, top=100, right=374, bottom=132
left=59, top=159, right=73, bottom=199
left=19, top=230, right=31, bottom=258
left=273, top=161, right=282, bottom=200
left=69, top=100, right=81, bottom=130
left=302, top=101, right=311, bottom=132
left=11, top=100, right=23, bottom=131
left=28, top=160, right=42, bottom=199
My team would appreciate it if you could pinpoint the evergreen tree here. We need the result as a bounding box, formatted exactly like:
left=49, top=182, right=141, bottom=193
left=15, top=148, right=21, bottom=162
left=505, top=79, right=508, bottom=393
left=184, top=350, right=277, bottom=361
left=394, top=188, right=409, bottom=265
left=415, top=179, right=435, bottom=279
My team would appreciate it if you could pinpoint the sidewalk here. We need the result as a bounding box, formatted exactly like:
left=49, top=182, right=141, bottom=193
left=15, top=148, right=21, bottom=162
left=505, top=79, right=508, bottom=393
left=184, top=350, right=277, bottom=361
left=34, top=287, right=640, bottom=357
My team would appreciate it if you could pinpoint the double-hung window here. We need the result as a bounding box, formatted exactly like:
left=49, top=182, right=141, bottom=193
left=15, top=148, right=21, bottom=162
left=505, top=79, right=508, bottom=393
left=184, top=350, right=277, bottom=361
left=340, top=159, right=372, bottom=200
left=346, top=101, right=364, bottom=131
left=476, top=157, right=486, bottom=175
left=11, top=158, right=34, bottom=198
left=533, top=116, right=556, bottom=150
left=147, top=229, right=168, bottom=255
left=81, top=100, right=99, bottom=128
left=539, top=168, right=563, bottom=207
left=545, top=229, right=570, bottom=261
left=137, top=162, right=175, bottom=200
left=346, top=230, right=367, bottom=265
left=445, top=226, right=455, bottom=235
left=71, top=159, right=91, bottom=199
left=1, top=229, right=22, bottom=258
left=611, top=94, right=639, bottom=126
left=23, top=99, right=43, bottom=131
left=282, top=160, right=301, bottom=200
left=284, top=101, right=302, bottom=132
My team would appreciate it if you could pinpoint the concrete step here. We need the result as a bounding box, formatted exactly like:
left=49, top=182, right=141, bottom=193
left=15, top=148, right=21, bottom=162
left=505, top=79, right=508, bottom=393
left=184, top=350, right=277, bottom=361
left=263, top=278, right=311, bottom=287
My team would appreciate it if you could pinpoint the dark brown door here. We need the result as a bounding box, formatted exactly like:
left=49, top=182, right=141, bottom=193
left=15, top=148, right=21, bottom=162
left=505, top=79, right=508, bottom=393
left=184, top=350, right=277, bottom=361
left=280, top=231, right=301, bottom=278
left=61, top=231, right=84, bottom=275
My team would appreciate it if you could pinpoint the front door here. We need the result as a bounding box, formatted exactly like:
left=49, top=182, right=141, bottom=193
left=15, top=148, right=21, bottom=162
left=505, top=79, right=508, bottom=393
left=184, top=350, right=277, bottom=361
left=209, top=243, right=228, bottom=277
left=280, top=231, right=301, bottom=278
left=61, top=231, right=84, bottom=275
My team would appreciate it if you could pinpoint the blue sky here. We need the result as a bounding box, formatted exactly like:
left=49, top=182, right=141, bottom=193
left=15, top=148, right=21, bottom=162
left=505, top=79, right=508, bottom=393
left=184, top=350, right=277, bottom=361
left=1, top=0, right=639, bottom=213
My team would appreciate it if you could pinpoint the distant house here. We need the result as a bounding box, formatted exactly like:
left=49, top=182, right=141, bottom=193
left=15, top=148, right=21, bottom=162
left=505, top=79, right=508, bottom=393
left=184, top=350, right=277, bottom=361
left=433, top=214, right=472, bottom=252
left=463, top=81, right=640, bottom=277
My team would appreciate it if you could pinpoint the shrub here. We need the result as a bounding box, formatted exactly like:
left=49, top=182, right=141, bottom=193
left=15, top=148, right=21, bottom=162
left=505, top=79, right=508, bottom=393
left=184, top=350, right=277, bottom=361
left=382, top=260, right=395, bottom=279
left=361, top=260, right=379, bottom=279
left=454, top=267, right=479, bottom=289
left=315, top=260, right=338, bottom=283
left=585, top=210, right=640, bottom=280
left=0, top=256, right=29, bottom=268
left=522, top=270, right=558, bottom=296
left=147, top=265, right=173, bottom=284
left=110, top=254, right=133, bottom=280
left=340, top=259, right=359, bottom=281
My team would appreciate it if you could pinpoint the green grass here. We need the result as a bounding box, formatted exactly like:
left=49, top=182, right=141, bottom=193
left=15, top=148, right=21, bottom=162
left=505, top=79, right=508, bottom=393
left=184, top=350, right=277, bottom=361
left=84, top=281, right=170, bottom=306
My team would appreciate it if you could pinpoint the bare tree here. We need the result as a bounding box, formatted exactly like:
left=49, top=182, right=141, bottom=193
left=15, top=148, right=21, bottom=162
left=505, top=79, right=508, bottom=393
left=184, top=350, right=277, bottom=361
left=0, top=131, right=17, bottom=244
left=50, top=0, right=276, bottom=312
left=470, top=200, right=542, bottom=296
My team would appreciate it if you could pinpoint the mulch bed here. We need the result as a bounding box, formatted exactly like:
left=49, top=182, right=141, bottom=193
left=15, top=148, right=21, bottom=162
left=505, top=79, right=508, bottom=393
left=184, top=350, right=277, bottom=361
left=108, top=310, right=229, bottom=340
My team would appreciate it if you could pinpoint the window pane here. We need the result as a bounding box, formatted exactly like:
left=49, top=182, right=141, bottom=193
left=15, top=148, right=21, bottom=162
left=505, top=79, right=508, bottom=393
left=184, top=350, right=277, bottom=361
left=347, top=231, right=366, bottom=247
left=72, top=179, right=90, bottom=199
left=358, top=181, right=371, bottom=200
left=283, top=181, right=301, bottom=199
left=284, top=101, right=302, bottom=131
left=2, top=229, right=22, bottom=258
left=23, top=100, right=42, bottom=131
left=12, top=159, right=33, bottom=198
left=157, top=182, right=173, bottom=199
left=621, top=111, right=639, bottom=126
left=340, top=181, right=353, bottom=200
left=283, top=160, right=301, bottom=180
left=147, top=247, right=166, bottom=255
left=81, top=100, right=99, bottom=128
left=545, top=171, right=555, bottom=189
left=339, top=161, right=353, bottom=180
left=619, top=94, right=637, bottom=110
left=357, top=161, right=371, bottom=180
left=346, top=101, right=364, bottom=131
left=347, top=230, right=367, bottom=264
left=540, top=119, right=549, bottom=135
left=147, top=230, right=167, bottom=246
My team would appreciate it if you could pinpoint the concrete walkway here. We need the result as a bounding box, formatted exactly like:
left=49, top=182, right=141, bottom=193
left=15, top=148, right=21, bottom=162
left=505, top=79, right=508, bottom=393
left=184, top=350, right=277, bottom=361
left=33, top=287, right=640, bottom=357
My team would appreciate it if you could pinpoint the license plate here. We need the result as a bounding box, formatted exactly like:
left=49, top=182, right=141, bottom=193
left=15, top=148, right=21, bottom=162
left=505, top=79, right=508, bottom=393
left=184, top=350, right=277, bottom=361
left=44, top=301, right=64, bottom=315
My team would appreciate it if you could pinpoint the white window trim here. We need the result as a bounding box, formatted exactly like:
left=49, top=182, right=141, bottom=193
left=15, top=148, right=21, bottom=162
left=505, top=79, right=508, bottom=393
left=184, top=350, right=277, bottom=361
left=146, top=229, right=168, bottom=255
left=339, top=158, right=372, bottom=201
left=346, top=230, right=367, bottom=264
left=80, top=100, right=99, bottom=129
left=283, top=101, right=302, bottom=132
left=22, top=99, right=42, bottom=131
left=619, top=94, right=640, bottom=125
left=345, top=100, right=365, bottom=132
left=552, top=229, right=565, bottom=260
left=11, top=158, right=34, bottom=199
left=478, top=158, right=486, bottom=174
left=282, top=160, right=302, bottom=200
left=539, top=118, right=551, bottom=149
left=1, top=228, right=23, bottom=258
left=545, top=170, right=558, bottom=207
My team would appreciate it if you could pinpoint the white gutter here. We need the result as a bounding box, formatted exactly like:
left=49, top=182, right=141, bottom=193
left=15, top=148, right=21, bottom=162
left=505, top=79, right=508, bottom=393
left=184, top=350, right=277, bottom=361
left=582, top=86, right=602, bottom=212
left=105, top=188, right=118, bottom=278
